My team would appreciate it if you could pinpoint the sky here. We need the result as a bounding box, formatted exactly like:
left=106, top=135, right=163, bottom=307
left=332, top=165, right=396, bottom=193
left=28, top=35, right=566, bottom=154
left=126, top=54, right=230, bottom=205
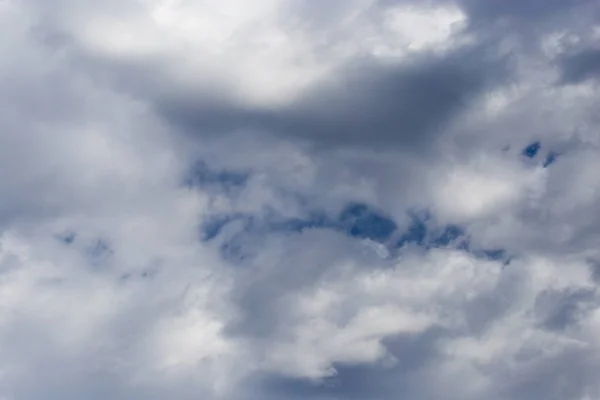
left=1, top=0, right=600, bottom=399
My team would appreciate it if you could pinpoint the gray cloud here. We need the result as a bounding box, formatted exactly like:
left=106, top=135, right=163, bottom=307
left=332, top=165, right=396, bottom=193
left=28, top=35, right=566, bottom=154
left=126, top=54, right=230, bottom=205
left=160, top=45, right=505, bottom=149
left=2, top=0, right=600, bottom=399
left=462, top=0, right=592, bottom=21
left=559, top=48, right=600, bottom=83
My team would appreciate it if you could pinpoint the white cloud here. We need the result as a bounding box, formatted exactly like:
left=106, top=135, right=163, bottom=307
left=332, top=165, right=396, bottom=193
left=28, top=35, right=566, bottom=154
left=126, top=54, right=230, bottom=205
left=384, top=5, right=467, bottom=52
left=433, top=155, right=545, bottom=220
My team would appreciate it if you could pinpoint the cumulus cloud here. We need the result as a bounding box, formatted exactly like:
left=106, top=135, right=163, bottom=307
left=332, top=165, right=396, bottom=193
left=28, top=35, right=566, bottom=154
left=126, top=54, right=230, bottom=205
left=2, top=0, right=600, bottom=399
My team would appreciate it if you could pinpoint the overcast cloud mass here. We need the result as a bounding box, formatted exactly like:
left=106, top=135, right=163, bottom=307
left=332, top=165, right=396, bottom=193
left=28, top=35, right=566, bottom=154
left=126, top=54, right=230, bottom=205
left=1, top=0, right=600, bottom=399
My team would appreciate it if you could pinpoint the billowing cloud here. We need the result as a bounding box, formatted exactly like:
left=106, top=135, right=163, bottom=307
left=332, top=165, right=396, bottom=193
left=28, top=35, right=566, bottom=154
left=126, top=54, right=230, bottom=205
left=2, top=0, right=600, bottom=399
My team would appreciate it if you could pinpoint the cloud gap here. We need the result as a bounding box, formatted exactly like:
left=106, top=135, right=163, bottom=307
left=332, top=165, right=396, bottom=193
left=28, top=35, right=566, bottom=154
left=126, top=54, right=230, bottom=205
left=522, top=141, right=541, bottom=159
left=201, top=202, right=511, bottom=264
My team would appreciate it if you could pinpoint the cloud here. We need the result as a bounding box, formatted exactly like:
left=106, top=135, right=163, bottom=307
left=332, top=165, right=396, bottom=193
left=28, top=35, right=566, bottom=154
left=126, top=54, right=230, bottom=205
left=463, top=0, right=591, bottom=21
left=559, top=48, right=600, bottom=84
left=2, top=0, right=600, bottom=399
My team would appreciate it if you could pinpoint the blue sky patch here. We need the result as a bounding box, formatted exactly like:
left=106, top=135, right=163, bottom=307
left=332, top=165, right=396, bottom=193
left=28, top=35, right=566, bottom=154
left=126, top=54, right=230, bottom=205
left=339, top=203, right=397, bottom=242
left=202, top=202, right=509, bottom=263
left=396, top=213, right=428, bottom=247
left=429, top=224, right=467, bottom=247
left=202, top=213, right=253, bottom=241
left=543, top=151, right=559, bottom=167
left=522, top=141, right=541, bottom=158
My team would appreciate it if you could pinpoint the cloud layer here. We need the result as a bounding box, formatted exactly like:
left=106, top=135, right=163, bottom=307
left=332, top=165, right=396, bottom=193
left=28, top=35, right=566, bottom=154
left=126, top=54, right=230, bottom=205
left=2, top=0, right=600, bottom=399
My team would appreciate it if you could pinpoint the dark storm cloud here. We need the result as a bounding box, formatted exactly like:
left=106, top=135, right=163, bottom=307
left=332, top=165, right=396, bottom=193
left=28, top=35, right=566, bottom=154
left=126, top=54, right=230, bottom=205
left=158, top=44, right=506, bottom=149
left=277, top=48, right=503, bottom=146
